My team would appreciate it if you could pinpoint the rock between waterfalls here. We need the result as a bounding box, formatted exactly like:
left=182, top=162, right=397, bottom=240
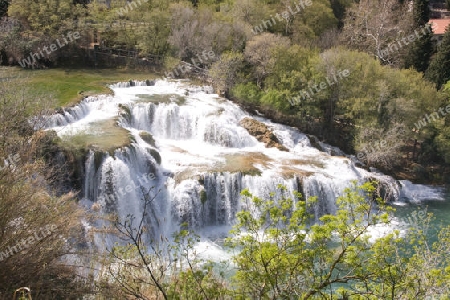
left=239, top=117, right=289, bottom=152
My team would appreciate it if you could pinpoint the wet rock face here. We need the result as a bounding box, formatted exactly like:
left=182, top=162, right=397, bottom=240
left=239, top=117, right=288, bottom=152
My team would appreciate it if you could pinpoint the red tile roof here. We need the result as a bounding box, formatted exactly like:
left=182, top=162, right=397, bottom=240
left=429, top=19, right=450, bottom=35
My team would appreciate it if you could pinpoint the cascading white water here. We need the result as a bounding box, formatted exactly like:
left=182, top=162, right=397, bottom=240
left=41, top=94, right=120, bottom=132
left=46, top=79, right=444, bottom=252
left=128, top=98, right=256, bottom=146
left=399, top=180, right=445, bottom=203
left=110, top=80, right=154, bottom=88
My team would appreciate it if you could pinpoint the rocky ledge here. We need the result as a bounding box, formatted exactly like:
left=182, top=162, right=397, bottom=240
left=239, top=117, right=288, bottom=152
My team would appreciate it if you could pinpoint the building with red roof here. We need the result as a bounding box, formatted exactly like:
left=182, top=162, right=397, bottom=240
left=429, top=19, right=450, bottom=43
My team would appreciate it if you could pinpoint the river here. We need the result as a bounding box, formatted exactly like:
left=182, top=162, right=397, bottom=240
left=43, top=79, right=447, bottom=257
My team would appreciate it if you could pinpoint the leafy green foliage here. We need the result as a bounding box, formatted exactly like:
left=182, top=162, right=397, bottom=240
left=94, top=182, right=450, bottom=299
left=426, top=27, right=450, bottom=88
left=294, top=0, right=338, bottom=37
left=8, top=0, right=82, bottom=35
left=4, top=0, right=450, bottom=298
left=405, top=25, right=434, bottom=72
left=404, top=0, right=433, bottom=72
left=208, top=51, right=244, bottom=93
left=433, top=121, right=450, bottom=163
left=166, top=228, right=229, bottom=299
left=227, top=186, right=314, bottom=298
left=260, top=89, right=293, bottom=112
left=230, top=82, right=262, bottom=104
left=232, top=45, right=442, bottom=170
left=413, top=0, right=430, bottom=26
left=227, top=182, right=450, bottom=299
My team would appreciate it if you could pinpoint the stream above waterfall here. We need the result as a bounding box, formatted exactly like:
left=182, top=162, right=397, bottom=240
left=44, top=79, right=447, bottom=257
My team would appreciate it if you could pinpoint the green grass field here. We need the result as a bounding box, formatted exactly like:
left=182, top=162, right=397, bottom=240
left=0, top=67, right=159, bottom=107
left=0, top=67, right=160, bottom=152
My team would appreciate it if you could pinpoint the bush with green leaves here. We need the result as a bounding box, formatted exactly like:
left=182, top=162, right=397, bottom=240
left=103, top=182, right=450, bottom=299
left=227, top=182, right=450, bottom=299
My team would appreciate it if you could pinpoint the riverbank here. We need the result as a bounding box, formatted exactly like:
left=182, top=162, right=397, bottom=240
left=0, top=67, right=160, bottom=107
left=226, top=93, right=449, bottom=185
left=2, top=66, right=447, bottom=185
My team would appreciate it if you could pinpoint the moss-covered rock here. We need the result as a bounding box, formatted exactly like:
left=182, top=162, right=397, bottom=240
left=37, top=130, right=88, bottom=193
left=239, top=117, right=288, bottom=152
left=140, top=131, right=156, bottom=147
left=200, top=190, right=207, bottom=204
left=94, top=151, right=105, bottom=172
left=148, top=148, right=161, bottom=164
left=58, top=119, right=131, bottom=155
left=118, top=104, right=131, bottom=123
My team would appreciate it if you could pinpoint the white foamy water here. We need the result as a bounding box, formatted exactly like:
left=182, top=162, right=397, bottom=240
left=45, top=79, right=445, bottom=254
left=399, top=180, right=445, bottom=203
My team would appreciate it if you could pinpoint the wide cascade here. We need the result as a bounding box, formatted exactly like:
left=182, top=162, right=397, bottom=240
left=46, top=80, right=444, bottom=249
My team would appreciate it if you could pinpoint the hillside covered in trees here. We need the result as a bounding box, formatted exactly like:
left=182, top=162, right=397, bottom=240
left=1, top=0, right=450, bottom=299
left=1, top=0, right=450, bottom=182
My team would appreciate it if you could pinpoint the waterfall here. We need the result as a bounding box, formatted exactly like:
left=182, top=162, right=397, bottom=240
left=110, top=80, right=155, bottom=88
left=37, top=94, right=118, bottom=132
left=126, top=99, right=255, bottom=147
left=399, top=180, right=445, bottom=203
left=44, top=79, right=444, bottom=251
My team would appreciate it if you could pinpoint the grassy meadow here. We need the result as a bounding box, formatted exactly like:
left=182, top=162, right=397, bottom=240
left=0, top=67, right=158, bottom=107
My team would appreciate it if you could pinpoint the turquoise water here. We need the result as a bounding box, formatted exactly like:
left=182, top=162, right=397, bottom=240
left=393, top=185, right=450, bottom=243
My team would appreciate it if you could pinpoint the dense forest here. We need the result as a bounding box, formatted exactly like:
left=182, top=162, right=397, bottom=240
left=1, top=0, right=450, bottom=298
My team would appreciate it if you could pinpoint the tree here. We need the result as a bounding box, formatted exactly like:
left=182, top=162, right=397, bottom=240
left=355, top=123, right=407, bottom=168
left=314, top=48, right=440, bottom=168
left=292, top=0, right=338, bottom=41
left=329, top=0, right=353, bottom=28
left=134, top=8, right=171, bottom=56
left=8, top=0, right=81, bottom=36
left=404, top=25, right=434, bottom=72
left=244, top=33, right=290, bottom=88
left=0, top=75, right=86, bottom=298
left=5, top=0, right=86, bottom=67
left=405, top=0, right=434, bottom=72
left=412, top=0, right=430, bottom=26
left=227, top=182, right=450, bottom=299
left=97, top=180, right=450, bottom=299
left=339, top=0, right=411, bottom=66
left=208, top=51, right=244, bottom=95
left=430, top=84, right=450, bottom=164
left=230, top=0, right=267, bottom=26
left=262, top=44, right=321, bottom=115
left=168, top=3, right=247, bottom=62
left=426, top=27, right=450, bottom=88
